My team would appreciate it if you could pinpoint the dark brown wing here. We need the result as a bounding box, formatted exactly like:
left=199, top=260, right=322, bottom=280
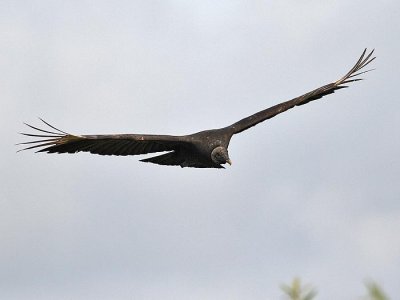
left=229, top=49, right=375, bottom=134
left=18, top=118, right=190, bottom=156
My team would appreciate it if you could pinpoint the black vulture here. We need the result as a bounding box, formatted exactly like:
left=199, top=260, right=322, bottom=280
left=19, top=49, right=375, bottom=169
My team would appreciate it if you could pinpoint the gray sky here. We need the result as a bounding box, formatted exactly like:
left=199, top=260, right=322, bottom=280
left=1, top=1, right=400, bottom=299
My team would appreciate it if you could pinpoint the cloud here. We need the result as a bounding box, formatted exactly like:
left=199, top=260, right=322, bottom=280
left=1, top=1, right=400, bottom=299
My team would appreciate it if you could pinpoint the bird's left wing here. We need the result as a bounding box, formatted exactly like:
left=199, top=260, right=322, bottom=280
left=18, top=119, right=190, bottom=156
left=229, top=49, right=375, bottom=134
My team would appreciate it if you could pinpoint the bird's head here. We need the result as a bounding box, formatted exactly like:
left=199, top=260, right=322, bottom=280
left=211, top=146, right=232, bottom=166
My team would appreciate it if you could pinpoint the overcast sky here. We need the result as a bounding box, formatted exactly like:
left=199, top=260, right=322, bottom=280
left=1, top=1, right=400, bottom=299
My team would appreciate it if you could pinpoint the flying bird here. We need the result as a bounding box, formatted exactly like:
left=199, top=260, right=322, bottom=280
left=19, top=49, right=375, bottom=169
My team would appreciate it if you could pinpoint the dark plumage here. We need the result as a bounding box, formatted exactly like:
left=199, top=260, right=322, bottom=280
left=19, top=49, right=375, bottom=169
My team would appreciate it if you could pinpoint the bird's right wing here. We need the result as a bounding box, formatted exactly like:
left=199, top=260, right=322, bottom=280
left=229, top=49, right=375, bottom=134
left=18, top=119, right=190, bottom=156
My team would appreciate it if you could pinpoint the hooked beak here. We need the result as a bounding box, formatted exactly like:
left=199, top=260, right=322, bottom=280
left=226, top=159, right=232, bottom=166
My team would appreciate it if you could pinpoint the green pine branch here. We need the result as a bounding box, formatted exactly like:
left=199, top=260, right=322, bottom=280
left=280, top=278, right=389, bottom=300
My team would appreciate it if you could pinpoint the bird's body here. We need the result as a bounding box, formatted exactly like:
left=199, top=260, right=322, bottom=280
left=19, top=49, right=375, bottom=169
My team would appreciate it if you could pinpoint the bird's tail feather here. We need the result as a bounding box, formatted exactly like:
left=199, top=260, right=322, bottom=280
left=140, top=151, right=183, bottom=166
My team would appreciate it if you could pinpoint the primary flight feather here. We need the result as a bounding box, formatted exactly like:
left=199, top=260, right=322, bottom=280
left=19, top=49, right=375, bottom=169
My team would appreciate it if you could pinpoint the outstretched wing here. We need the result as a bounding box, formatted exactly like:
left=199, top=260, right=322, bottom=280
left=18, top=118, right=190, bottom=156
left=229, top=49, right=375, bottom=134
